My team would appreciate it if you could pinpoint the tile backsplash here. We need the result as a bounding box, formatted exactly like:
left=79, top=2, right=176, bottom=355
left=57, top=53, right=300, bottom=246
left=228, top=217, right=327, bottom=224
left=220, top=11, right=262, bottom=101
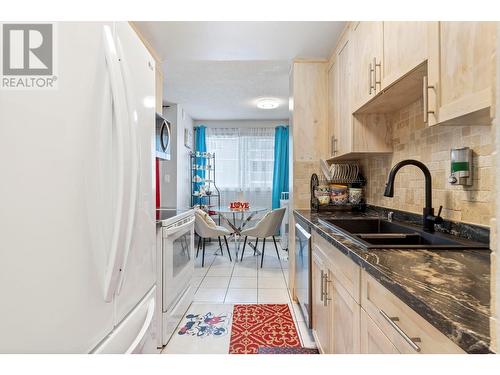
left=293, top=161, right=320, bottom=209
left=360, top=98, right=495, bottom=227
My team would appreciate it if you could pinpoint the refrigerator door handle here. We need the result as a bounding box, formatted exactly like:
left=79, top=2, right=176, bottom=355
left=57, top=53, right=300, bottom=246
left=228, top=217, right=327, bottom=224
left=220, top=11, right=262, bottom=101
left=102, top=24, right=130, bottom=302
left=115, top=32, right=140, bottom=296
left=125, top=297, right=155, bottom=354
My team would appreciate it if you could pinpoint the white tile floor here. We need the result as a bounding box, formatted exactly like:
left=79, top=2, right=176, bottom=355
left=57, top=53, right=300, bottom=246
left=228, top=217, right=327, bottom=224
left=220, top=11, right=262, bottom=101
left=193, top=238, right=291, bottom=304
left=162, top=238, right=317, bottom=354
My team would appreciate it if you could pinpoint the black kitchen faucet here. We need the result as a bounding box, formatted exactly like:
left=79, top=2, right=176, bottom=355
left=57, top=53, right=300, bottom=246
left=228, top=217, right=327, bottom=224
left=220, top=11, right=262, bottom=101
left=383, top=159, right=443, bottom=232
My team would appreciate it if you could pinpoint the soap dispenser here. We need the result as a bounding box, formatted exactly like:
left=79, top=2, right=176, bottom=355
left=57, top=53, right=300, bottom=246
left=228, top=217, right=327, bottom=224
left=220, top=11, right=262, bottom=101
left=449, top=147, right=472, bottom=185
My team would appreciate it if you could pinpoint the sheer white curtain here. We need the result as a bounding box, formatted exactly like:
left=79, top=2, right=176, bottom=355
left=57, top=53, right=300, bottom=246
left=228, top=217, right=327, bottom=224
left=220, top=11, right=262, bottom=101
left=206, top=127, right=275, bottom=208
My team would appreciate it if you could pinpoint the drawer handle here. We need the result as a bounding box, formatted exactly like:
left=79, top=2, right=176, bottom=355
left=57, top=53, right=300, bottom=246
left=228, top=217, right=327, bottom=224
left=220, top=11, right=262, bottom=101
left=379, top=310, right=422, bottom=352
left=369, top=62, right=375, bottom=95
left=323, top=274, right=332, bottom=307
left=320, top=270, right=325, bottom=301
left=373, top=57, right=381, bottom=90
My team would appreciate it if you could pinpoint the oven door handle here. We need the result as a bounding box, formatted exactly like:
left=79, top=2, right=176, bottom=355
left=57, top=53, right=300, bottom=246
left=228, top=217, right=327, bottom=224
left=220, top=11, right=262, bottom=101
left=163, top=216, right=195, bottom=237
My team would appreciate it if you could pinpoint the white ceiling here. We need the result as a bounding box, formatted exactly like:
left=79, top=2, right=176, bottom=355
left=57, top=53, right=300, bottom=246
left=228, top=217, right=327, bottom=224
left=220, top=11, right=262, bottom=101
left=162, top=60, right=290, bottom=119
left=134, top=22, right=346, bottom=120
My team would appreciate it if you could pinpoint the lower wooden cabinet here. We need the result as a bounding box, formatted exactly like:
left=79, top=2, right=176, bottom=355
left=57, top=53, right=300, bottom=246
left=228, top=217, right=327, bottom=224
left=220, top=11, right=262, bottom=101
left=361, top=270, right=464, bottom=354
left=360, top=309, right=399, bottom=354
left=311, top=248, right=332, bottom=354
left=311, top=229, right=466, bottom=354
left=331, top=275, right=360, bottom=353
left=311, top=242, right=360, bottom=354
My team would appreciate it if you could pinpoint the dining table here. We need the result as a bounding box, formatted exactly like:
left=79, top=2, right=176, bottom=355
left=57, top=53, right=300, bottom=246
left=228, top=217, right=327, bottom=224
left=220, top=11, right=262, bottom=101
left=213, top=206, right=269, bottom=261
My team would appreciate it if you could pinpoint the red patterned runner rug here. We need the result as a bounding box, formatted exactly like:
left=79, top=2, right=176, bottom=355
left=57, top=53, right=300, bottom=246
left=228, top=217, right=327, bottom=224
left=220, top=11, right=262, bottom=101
left=229, top=304, right=301, bottom=354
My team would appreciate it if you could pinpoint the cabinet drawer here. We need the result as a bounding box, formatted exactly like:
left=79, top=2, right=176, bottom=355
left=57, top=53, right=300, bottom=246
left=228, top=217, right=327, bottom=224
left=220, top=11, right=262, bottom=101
left=361, top=270, right=464, bottom=354
left=331, top=273, right=361, bottom=353
left=360, top=308, right=399, bottom=354
left=312, top=230, right=360, bottom=302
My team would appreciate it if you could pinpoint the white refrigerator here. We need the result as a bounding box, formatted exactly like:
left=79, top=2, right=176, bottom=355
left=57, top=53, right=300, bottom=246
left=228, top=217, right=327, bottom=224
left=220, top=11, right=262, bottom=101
left=0, top=22, right=158, bottom=353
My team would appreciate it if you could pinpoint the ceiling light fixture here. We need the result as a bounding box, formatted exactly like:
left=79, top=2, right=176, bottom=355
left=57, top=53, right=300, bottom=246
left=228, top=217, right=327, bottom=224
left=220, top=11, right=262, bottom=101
left=256, top=97, right=280, bottom=109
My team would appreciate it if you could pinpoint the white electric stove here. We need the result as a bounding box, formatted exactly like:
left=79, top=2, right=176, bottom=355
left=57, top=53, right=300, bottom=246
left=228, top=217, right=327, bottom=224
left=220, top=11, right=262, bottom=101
left=155, top=208, right=195, bottom=348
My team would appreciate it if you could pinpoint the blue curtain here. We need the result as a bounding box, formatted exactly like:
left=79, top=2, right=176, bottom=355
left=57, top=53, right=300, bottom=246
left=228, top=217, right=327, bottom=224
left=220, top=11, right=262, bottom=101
left=194, top=126, right=207, bottom=206
left=272, top=125, right=289, bottom=209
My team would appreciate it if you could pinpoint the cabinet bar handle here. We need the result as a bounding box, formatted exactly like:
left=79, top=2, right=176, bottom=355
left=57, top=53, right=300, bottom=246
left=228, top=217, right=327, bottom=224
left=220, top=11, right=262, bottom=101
left=369, top=62, right=374, bottom=95
left=323, top=275, right=332, bottom=307
left=320, top=270, right=325, bottom=301
left=379, top=309, right=422, bottom=352
left=374, top=57, right=381, bottom=91
left=423, top=76, right=435, bottom=124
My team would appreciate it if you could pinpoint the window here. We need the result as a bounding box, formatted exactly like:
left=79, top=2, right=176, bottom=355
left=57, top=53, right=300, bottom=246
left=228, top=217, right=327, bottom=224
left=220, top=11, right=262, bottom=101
left=206, top=127, right=275, bottom=207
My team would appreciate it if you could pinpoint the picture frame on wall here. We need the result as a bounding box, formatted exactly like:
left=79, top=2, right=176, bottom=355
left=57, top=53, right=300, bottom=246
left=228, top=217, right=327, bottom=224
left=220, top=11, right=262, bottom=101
left=184, top=128, right=193, bottom=149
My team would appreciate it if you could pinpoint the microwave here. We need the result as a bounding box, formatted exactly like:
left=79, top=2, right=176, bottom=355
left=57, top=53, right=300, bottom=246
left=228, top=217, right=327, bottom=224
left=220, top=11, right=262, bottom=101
left=155, top=113, right=171, bottom=160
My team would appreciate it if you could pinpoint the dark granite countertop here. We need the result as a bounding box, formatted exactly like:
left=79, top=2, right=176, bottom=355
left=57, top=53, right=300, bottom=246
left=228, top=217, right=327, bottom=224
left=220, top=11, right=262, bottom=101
left=294, top=208, right=493, bottom=354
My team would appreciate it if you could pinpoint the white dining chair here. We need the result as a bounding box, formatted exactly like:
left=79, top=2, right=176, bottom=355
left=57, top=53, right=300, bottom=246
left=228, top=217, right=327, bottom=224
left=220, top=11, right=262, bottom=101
left=239, top=207, right=286, bottom=268
left=194, top=210, right=232, bottom=267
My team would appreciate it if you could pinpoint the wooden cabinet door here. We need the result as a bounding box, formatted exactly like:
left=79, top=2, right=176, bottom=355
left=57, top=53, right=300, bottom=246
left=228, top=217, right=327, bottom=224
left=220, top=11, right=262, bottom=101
left=382, top=21, right=432, bottom=88
left=360, top=309, right=399, bottom=354
left=335, top=36, right=353, bottom=157
left=327, top=61, right=339, bottom=158
left=328, top=32, right=352, bottom=159
left=311, top=249, right=332, bottom=353
left=427, top=21, right=495, bottom=126
left=330, top=273, right=360, bottom=353
left=350, top=21, right=383, bottom=111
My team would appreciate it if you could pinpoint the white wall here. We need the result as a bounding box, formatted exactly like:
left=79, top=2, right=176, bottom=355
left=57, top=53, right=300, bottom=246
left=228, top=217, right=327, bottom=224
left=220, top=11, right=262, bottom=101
left=193, top=119, right=288, bottom=129
left=160, top=104, right=194, bottom=209
left=176, top=106, right=194, bottom=210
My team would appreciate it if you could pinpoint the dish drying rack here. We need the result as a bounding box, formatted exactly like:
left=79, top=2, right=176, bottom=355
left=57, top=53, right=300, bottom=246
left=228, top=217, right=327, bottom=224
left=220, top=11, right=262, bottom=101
left=310, top=162, right=366, bottom=212
left=315, top=174, right=366, bottom=185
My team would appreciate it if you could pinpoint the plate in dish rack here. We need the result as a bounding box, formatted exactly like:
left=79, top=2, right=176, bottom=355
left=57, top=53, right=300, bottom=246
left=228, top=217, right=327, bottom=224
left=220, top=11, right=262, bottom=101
left=320, top=159, right=332, bottom=181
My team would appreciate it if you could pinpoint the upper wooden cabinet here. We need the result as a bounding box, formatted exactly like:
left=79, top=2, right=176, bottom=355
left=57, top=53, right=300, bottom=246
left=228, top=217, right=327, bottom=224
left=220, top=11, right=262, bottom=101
left=350, top=22, right=383, bottom=111
left=382, top=22, right=432, bottom=89
left=328, top=32, right=352, bottom=158
left=426, top=21, right=496, bottom=126
left=324, top=21, right=495, bottom=160
left=351, top=21, right=433, bottom=115
left=327, top=26, right=391, bottom=161
left=327, top=63, right=338, bottom=158
left=348, top=21, right=494, bottom=127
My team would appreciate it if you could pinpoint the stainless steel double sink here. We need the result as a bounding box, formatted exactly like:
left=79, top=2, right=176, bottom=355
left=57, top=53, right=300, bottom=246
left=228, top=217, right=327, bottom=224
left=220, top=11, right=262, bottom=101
left=318, top=218, right=489, bottom=250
